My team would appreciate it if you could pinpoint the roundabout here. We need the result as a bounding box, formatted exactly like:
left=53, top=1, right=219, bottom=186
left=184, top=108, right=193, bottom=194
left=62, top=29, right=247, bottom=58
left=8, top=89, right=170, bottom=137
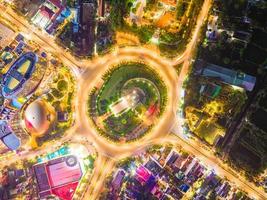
left=75, top=47, right=179, bottom=158
left=88, top=62, right=167, bottom=142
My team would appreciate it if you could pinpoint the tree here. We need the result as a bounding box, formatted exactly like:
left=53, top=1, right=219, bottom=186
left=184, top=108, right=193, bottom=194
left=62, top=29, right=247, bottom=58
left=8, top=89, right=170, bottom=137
left=109, top=0, right=132, bottom=29
left=208, top=189, right=217, bottom=200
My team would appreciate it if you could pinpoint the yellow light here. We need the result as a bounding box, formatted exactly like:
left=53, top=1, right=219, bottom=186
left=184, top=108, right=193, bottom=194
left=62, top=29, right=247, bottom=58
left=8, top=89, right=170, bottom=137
left=231, top=85, right=243, bottom=91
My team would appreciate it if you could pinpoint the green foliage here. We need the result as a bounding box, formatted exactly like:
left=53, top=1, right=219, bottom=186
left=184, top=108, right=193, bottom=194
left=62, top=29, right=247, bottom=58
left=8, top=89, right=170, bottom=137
left=176, top=1, right=187, bottom=19
left=104, top=110, right=141, bottom=136
left=123, top=24, right=156, bottom=44
left=67, top=0, right=76, bottom=7
left=88, top=62, right=167, bottom=142
left=109, top=0, right=133, bottom=29
left=96, top=62, right=166, bottom=115
left=46, top=93, right=54, bottom=102
left=57, top=80, right=68, bottom=91
left=51, top=88, right=64, bottom=99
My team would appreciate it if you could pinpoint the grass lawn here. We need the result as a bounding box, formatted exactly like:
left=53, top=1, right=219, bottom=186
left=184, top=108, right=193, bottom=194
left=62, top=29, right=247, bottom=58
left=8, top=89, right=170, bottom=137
left=92, top=62, right=167, bottom=141
left=97, top=62, right=166, bottom=115
left=104, top=110, right=141, bottom=136
left=196, top=121, right=224, bottom=145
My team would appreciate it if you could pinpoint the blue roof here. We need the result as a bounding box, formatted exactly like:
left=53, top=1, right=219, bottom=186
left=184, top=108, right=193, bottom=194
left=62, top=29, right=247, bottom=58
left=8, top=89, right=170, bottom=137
left=2, top=133, right=21, bottom=150
left=179, top=184, right=190, bottom=192
left=56, top=8, right=71, bottom=23
left=0, top=120, right=12, bottom=138
left=2, top=52, right=38, bottom=98
left=202, top=64, right=256, bottom=91
left=61, top=8, right=71, bottom=18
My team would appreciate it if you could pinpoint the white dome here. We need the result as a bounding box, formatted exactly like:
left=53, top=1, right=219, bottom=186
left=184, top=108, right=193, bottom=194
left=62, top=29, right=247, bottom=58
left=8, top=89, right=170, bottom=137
left=24, top=100, right=55, bottom=136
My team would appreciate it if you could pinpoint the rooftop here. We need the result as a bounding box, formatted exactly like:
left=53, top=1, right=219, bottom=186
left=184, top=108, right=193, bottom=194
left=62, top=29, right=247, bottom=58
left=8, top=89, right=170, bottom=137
left=196, top=60, right=256, bottom=91
left=34, top=155, right=83, bottom=200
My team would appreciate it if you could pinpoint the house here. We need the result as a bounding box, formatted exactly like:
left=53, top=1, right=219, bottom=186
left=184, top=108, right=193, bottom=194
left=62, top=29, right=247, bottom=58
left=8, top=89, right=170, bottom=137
left=111, top=169, right=125, bottom=191
left=215, top=181, right=231, bottom=198
left=206, top=15, right=219, bottom=41
left=199, top=83, right=221, bottom=99
left=32, top=0, right=65, bottom=33
left=57, top=111, right=68, bottom=122
left=0, top=120, right=21, bottom=151
left=232, top=31, right=251, bottom=43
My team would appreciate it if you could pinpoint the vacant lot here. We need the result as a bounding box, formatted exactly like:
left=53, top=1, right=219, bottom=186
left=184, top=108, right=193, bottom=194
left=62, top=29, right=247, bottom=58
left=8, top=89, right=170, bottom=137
left=259, top=95, right=267, bottom=110
left=250, top=108, right=267, bottom=132
left=251, top=29, right=267, bottom=49
left=244, top=44, right=267, bottom=65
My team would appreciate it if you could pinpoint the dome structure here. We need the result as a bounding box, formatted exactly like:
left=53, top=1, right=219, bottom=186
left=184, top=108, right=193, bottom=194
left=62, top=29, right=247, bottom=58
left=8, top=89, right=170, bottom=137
left=23, top=99, right=55, bottom=137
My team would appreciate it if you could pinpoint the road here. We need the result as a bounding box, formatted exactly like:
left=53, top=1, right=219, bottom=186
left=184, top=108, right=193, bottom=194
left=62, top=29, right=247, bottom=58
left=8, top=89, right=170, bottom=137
left=0, top=0, right=266, bottom=199
left=83, top=156, right=115, bottom=199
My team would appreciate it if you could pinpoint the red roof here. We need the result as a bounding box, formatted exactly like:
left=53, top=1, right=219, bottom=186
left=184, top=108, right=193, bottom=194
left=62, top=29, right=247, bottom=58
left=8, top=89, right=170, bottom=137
left=52, top=182, right=79, bottom=200
left=40, top=5, right=55, bottom=19
left=146, top=103, right=158, bottom=117
left=48, top=0, right=63, bottom=9
left=135, top=166, right=151, bottom=183
left=47, top=160, right=82, bottom=188
left=34, top=156, right=83, bottom=200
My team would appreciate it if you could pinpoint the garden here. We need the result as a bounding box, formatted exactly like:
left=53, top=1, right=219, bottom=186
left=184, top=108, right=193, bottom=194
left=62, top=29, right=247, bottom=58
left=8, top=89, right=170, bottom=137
left=36, top=66, right=76, bottom=146
left=88, top=61, right=167, bottom=142
left=96, top=62, right=166, bottom=115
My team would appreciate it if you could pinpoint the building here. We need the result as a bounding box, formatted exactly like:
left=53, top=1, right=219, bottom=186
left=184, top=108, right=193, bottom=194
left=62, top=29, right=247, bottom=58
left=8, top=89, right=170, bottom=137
left=199, top=83, right=221, bottom=99
left=1, top=52, right=38, bottom=99
left=0, top=23, right=16, bottom=49
left=135, top=166, right=153, bottom=184
left=57, top=111, right=68, bottom=122
left=0, top=168, right=30, bottom=200
left=232, top=31, right=251, bottom=43
left=111, top=169, right=125, bottom=191
left=33, top=155, right=83, bottom=200
left=23, top=99, right=56, bottom=137
left=196, top=60, right=256, bottom=91
left=31, top=0, right=65, bottom=33
left=110, top=89, right=145, bottom=117
left=215, top=181, right=231, bottom=198
left=206, top=15, right=219, bottom=41
left=75, top=1, right=97, bottom=56
left=0, top=120, right=20, bottom=151
left=197, top=172, right=220, bottom=197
